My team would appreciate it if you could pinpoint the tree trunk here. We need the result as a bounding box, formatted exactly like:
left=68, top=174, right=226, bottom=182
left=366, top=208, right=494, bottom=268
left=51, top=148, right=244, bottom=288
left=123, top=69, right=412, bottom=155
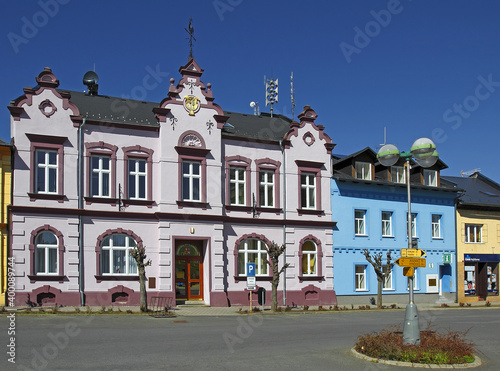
left=377, top=278, right=383, bottom=309
left=139, top=265, right=147, bottom=312
left=271, top=264, right=279, bottom=311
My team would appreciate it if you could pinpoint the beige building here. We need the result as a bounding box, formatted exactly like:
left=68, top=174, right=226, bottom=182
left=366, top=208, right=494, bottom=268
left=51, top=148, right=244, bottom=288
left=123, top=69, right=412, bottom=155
left=0, top=139, right=12, bottom=307
left=445, top=173, right=500, bottom=303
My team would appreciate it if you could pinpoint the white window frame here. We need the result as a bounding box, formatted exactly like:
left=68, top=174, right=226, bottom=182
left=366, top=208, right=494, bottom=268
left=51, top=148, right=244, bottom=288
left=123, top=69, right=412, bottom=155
left=355, top=265, right=367, bottom=291
left=182, top=160, right=201, bottom=202
left=355, top=162, right=372, bottom=180
left=230, top=166, right=246, bottom=206
left=300, top=172, right=316, bottom=209
left=238, top=239, right=268, bottom=276
left=381, top=211, right=393, bottom=237
left=465, top=224, right=482, bottom=243
left=35, top=149, right=58, bottom=194
left=432, top=214, right=442, bottom=239
left=391, top=166, right=406, bottom=183
left=355, top=210, right=367, bottom=236
left=407, top=213, right=417, bottom=238
left=128, top=158, right=147, bottom=200
left=91, top=155, right=111, bottom=198
left=301, top=240, right=317, bottom=276
left=35, top=231, right=58, bottom=275
left=101, top=234, right=138, bottom=275
left=259, top=170, right=274, bottom=208
left=382, top=264, right=393, bottom=290
left=423, top=169, right=437, bottom=186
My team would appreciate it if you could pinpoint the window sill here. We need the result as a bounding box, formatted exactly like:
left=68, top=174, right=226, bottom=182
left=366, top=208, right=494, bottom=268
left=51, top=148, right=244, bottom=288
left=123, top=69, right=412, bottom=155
left=297, top=208, right=324, bottom=216
left=432, top=237, right=443, bottom=240
left=28, top=275, right=66, bottom=283
left=95, top=275, right=140, bottom=283
left=85, top=197, right=119, bottom=205
left=355, top=289, right=369, bottom=292
left=177, top=201, right=209, bottom=210
left=298, top=275, right=324, bottom=282
left=382, top=289, right=396, bottom=291
left=256, top=207, right=282, bottom=215
left=382, top=235, right=395, bottom=238
left=122, top=199, right=156, bottom=208
left=225, top=205, right=253, bottom=214
left=355, top=234, right=368, bottom=237
left=234, top=276, right=271, bottom=282
left=28, top=193, right=66, bottom=203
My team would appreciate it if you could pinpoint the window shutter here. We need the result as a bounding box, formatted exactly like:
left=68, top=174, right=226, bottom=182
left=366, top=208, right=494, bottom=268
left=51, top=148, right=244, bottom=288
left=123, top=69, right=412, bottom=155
left=482, top=224, right=488, bottom=243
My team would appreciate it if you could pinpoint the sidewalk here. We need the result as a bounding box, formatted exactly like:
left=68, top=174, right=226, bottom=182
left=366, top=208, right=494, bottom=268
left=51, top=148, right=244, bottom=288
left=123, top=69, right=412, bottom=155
left=5, top=301, right=498, bottom=317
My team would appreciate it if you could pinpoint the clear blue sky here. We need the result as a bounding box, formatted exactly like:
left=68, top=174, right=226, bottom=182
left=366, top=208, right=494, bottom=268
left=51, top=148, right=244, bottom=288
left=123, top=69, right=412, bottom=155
left=1, top=0, right=499, bottom=183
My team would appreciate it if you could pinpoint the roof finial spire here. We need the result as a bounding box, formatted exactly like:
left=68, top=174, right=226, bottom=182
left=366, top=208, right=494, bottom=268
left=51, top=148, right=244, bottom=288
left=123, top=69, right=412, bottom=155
left=185, top=18, right=196, bottom=59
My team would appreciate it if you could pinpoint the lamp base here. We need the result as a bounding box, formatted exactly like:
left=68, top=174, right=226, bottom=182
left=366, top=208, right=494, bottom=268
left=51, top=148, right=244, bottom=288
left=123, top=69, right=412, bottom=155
left=403, top=303, right=421, bottom=345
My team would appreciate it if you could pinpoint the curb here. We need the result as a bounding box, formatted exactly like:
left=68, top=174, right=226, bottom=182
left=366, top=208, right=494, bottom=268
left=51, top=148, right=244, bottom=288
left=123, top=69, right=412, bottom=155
left=350, top=347, right=482, bottom=368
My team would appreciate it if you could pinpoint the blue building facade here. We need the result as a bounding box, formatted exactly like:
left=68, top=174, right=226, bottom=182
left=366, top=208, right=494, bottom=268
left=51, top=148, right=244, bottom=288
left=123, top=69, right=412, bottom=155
left=331, top=148, right=458, bottom=305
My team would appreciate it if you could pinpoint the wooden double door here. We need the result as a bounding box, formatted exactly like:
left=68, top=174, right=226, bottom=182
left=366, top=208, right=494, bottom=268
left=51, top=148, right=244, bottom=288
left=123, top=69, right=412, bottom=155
left=175, top=241, right=203, bottom=300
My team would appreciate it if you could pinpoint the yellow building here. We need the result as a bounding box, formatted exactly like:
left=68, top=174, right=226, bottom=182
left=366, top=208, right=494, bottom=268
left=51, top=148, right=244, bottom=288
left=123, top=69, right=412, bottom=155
left=0, top=139, right=12, bottom=307
left=445, top=173, right=500, bottom=303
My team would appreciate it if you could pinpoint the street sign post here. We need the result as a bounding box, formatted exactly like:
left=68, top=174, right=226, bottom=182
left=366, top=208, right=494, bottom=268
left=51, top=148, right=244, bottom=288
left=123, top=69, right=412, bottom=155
left=247, top=263, right=256, bottom=310
left=401, top=248, right=426, bottom=258
left=395, top=257, right=426, bottom=268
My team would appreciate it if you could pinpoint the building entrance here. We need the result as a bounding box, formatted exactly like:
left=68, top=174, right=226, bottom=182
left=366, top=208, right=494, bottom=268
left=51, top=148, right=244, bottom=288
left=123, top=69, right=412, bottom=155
left=175, top=242, right=203, bottom=301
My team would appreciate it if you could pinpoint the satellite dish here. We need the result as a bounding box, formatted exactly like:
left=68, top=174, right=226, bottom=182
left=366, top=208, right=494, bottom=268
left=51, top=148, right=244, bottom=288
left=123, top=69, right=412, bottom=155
left=250, top=101, right=256, bottom=107
left=83, top=71, right=99, bottom=95
left=377, top=144, right=400, bottom=167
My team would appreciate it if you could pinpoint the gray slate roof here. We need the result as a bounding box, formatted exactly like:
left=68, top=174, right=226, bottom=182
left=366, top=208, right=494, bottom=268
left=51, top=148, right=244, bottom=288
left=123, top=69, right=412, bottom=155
left=443, top=173, right=500, bottom=207
left=65, top=91, right=292, bottom=142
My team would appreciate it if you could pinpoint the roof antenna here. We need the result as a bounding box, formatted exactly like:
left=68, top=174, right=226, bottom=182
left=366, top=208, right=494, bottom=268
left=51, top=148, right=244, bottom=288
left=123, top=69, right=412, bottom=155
left=185, top=18, right=196, bottom=59
left=291, top=72, right=296, bottom=120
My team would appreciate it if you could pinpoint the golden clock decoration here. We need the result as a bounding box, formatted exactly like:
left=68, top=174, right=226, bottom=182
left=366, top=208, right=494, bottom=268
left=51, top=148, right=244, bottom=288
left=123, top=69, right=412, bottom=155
left=183, top=95, right=200, bottom=116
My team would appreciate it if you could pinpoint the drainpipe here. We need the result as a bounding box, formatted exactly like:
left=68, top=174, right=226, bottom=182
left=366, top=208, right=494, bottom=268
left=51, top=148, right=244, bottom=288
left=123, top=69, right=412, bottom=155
left=454, top=194, right=459, bottom=303
left=78, top=118, right=86, bottom=306
left=280, top=140, right=287, bottom=306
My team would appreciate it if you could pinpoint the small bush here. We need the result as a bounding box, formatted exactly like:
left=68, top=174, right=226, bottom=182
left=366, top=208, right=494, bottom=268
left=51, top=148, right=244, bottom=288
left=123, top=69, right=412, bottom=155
left=74, top=307, right=80, bottom=313
left=441, top=303, right=449, bottom=307
left=86, top=306, right=92, bottom=314
left=485, top=301, right=491, bottom=307
left=459, top=302, right=465, bottom=307
left=303, top=305, right=309, bottom=311
left=355, top=325, right=475, bottom=365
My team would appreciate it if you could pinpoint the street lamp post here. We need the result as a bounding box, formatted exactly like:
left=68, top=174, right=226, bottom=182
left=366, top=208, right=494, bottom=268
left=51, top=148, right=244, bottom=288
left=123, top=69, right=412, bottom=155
left=377, top=138, right=438, bottom=345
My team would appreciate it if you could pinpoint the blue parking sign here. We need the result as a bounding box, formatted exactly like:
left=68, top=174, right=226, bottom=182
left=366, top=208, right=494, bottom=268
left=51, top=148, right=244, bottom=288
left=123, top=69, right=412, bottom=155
left=247, top=263, right=256, bottom=277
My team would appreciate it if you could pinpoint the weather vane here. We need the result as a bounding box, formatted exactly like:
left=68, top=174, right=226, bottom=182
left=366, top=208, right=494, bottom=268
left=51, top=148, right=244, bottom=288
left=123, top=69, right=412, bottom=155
left=185, top=18, right=196, bottom=59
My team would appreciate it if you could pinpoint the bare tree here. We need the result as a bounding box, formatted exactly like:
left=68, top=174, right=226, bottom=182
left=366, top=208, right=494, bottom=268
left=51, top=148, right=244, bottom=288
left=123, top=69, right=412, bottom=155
left=362, top=249, right=392, bottom=308
left=129, top=243, right=152, bottom=312
left=264, top=241, right=290, bottom=311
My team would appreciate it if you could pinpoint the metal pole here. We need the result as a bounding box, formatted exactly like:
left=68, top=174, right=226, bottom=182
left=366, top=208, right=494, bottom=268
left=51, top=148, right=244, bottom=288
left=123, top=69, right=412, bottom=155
left=403, top=158, right=421, bottom=345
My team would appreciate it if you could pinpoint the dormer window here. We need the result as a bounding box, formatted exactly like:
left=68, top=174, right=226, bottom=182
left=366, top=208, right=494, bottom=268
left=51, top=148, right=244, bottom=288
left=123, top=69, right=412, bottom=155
left=355, top=162, right=371, bottom=180
left=423, top=169, right=437, bottom=186
left=391, top=166, right=406, bottom=184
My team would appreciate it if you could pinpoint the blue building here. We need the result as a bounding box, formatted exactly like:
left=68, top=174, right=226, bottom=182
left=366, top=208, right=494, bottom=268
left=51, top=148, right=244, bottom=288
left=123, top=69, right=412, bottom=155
left=331, top=148, right=459, bottom=305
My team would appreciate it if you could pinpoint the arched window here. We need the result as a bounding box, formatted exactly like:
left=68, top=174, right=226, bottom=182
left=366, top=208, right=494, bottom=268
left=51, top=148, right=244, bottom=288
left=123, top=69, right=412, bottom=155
left=35, top=231, right=58, bottom=275
left=101, top=234, right=138, bottom=275
left=237, top=238, right=268, bottom=276
left=301, top=240, right=317, bottom=276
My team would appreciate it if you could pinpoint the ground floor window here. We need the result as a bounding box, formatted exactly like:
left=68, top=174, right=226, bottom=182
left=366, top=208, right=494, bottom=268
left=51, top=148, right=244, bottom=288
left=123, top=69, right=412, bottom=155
left=355, top=265, right=366, bottom=290
left=237, top=238, right=268, bottom=276
left=101, top=234, right=138, bottom=275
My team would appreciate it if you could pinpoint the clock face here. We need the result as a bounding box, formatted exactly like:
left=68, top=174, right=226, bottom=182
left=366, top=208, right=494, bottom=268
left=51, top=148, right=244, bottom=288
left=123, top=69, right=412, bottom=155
left=181, top=133, right=202, bottom=147
left=183, top=95, right=200, bottom=116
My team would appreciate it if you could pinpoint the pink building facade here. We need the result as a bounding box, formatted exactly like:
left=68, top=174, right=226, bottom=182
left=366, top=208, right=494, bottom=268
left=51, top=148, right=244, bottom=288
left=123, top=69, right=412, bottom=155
left=8, top=59, right=337, bottom=307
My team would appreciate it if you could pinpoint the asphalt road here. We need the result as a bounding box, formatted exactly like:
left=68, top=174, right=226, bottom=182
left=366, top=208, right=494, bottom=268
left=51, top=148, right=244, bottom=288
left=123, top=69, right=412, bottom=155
left=1, top=308, right=499, bottom=370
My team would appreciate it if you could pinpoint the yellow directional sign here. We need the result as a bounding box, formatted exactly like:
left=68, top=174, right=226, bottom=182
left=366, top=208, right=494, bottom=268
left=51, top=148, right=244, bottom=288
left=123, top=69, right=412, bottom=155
left=403, top=267, right=414, bottom=277
left=395, top=257, right=426, bottom=268
left=401, top=248, right=426, bottom=258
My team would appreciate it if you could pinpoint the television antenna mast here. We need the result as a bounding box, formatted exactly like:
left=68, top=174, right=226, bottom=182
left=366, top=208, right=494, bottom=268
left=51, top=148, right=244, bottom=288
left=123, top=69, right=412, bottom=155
left=291, top=72, right=296, bottom=119
left=265, top=76, right=278, bottom=117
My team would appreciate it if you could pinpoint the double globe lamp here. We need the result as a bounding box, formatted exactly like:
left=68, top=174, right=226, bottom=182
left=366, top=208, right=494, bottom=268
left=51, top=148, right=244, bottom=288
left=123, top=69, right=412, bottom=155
left=377, top=138, right=438, bottom=345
